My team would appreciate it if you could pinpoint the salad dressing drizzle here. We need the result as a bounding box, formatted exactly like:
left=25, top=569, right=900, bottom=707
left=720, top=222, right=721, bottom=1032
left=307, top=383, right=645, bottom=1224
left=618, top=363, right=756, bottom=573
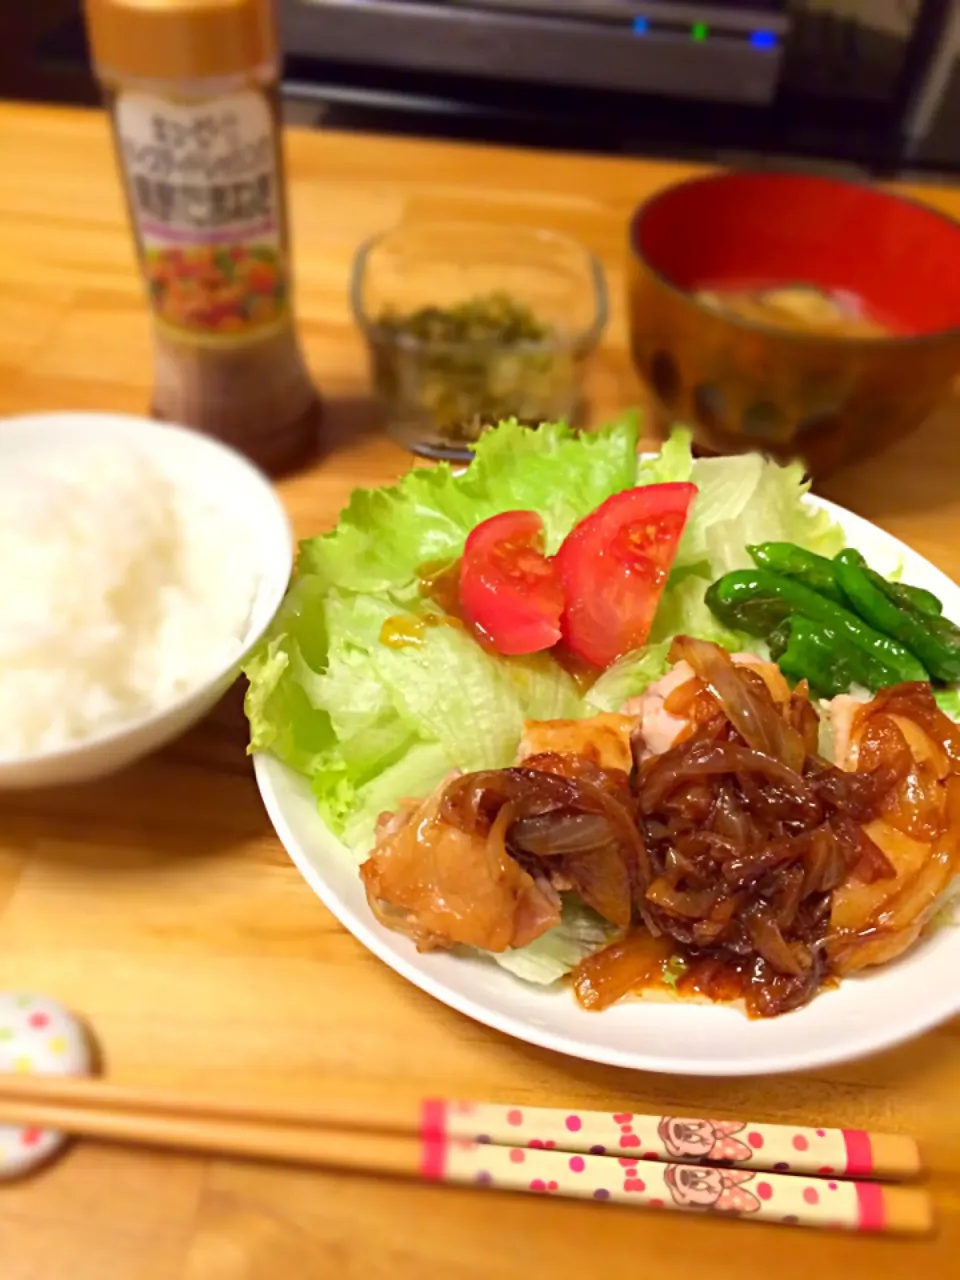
left=379, top=560, right=476, bottom=650
left=381, top=557, right=600, bottom=694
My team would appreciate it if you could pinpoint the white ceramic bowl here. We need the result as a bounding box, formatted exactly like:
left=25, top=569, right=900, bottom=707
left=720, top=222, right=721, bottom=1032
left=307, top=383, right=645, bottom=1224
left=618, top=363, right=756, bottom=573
left=0, top=412, right=293, bottom=789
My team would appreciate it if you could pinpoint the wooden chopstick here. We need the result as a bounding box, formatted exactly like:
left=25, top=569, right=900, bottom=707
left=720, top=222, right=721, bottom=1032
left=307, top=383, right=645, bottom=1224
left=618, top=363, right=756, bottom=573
left=0, top=1073, right=921, bottom=1180
left=0, top=1084, right=932, bottom=1235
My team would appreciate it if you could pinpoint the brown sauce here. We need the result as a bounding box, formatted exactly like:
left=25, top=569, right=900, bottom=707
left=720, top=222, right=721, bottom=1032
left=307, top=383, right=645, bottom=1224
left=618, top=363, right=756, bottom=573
left=572, top=929, right=760, bottom=1012
left=674, top=953, right=752, bottom=1003
left=572, top=929, right=837, bottom=1017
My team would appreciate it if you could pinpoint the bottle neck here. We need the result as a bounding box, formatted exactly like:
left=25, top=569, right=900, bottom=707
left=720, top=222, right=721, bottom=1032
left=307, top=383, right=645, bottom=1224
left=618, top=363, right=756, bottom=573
left=96, top=61, right=278, bottom=98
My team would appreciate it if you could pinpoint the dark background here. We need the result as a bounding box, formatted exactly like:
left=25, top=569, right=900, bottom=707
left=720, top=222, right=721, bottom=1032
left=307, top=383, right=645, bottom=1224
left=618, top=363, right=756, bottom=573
left=3, top=1, right=959, bottom=178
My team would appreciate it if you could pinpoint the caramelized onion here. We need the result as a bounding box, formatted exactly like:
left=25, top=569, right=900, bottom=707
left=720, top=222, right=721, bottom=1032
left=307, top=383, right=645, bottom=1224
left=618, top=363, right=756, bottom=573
left=510, top=813, right=613, bottom=856
left=363, top=640, right=960, bottom=1020
left=671, top=635, right=807, bottom=771
left=646, top=878, right=718, bottom=920
left=440, top=755, right=647, bottom=929
left=639, top=740, right=818, bottom=816
left=744, top=907, right=807, bottom=977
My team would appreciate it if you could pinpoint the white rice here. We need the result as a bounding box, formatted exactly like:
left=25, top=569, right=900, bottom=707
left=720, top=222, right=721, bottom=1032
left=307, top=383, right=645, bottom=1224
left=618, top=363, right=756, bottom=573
left=0, top=444, right=257, bottom=759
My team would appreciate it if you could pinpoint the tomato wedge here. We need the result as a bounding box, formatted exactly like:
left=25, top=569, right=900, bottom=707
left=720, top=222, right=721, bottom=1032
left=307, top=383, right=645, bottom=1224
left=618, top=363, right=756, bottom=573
left=459, top=510, right=563, bottom=655
left=555, top=482, right=698, bottom=668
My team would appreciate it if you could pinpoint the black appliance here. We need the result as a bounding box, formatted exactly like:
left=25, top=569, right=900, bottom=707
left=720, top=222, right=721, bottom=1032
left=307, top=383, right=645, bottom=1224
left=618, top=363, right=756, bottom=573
left=7, top=2, right=960, bottom=178
left=281, top=2, right=791, bottom=105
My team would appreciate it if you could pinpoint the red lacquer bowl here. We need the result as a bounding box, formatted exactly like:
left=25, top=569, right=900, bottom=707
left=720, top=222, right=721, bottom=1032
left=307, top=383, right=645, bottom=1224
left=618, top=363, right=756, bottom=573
left=628, top=170, right=960, bottom=475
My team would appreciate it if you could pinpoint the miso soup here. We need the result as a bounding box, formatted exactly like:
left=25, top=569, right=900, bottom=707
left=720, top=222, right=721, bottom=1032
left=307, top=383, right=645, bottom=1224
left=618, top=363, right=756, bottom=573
left=696, top=284, right=890, bottom=338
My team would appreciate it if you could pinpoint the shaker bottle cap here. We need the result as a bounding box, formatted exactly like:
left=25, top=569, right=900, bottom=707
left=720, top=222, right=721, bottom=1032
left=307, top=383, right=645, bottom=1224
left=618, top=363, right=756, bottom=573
left=84, top=0, right=278, bottom=83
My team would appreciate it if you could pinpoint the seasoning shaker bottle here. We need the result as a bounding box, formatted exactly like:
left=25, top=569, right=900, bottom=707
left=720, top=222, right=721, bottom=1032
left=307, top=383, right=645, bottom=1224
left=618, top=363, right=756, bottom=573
left=83, top=0, right=320, bottom=473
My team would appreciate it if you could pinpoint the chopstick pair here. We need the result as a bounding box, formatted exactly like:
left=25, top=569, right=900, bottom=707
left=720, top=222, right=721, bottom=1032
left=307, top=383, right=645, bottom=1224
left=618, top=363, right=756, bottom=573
left=0, top=1075, right=932, bottom=1235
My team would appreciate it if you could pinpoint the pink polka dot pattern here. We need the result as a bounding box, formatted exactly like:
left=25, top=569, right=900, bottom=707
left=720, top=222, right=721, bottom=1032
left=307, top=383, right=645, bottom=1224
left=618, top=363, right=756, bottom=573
left=439, top=1141, right=873, bottom=1229
left=0, top=992, right=91, bottom=1181
left=438, top=1104, right=880, bottom=1196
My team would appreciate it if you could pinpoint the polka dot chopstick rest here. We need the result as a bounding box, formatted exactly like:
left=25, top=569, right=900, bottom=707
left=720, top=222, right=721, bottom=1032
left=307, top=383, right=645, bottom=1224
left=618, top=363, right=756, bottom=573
left=0, top=993, right=93, bottom=1179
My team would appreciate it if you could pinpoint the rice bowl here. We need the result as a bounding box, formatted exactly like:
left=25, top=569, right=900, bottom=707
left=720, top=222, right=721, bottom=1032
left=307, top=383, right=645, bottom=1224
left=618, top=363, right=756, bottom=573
left=0, top=412, right=293, bottom=788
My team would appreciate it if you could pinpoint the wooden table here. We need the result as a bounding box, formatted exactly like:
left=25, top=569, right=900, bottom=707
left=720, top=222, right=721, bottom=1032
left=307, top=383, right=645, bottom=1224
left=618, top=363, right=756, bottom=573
left=2, top=103, right=960, bottom=1280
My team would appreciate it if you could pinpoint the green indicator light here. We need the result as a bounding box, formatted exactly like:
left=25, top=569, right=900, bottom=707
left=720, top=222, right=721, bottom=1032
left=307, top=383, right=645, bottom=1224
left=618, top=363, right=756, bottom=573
left=691, top=22, right=708, bottom=40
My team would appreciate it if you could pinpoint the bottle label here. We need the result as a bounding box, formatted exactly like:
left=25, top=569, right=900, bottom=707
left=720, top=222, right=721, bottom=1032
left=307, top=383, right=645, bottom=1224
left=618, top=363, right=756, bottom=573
left=114, top=89, right=290, bottom=343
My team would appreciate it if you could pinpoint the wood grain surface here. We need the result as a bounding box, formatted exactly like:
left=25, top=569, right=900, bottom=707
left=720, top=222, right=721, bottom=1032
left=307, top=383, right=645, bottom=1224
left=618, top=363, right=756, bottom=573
left=1, top=104, right=960, bottom=1280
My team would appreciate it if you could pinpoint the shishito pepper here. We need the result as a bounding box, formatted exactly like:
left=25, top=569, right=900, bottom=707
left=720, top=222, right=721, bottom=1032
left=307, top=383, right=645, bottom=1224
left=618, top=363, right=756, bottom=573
left=833, top=549, right=960, bottom=681
left=833, top=548, right=943, bottom=619
left=747, top=543, right=845, bottom=603
left=777, top=617, right=904, bottom=697
left=749, top=542, right=944, bottom=618
left=705, top=569, right=928, bottom=682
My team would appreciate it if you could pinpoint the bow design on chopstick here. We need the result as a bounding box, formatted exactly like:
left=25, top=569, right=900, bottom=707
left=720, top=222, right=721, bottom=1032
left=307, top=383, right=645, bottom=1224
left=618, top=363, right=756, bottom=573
left=657, top=1117, right=753, bottom=1164
left=663, top=1163, right=762, bottom=1214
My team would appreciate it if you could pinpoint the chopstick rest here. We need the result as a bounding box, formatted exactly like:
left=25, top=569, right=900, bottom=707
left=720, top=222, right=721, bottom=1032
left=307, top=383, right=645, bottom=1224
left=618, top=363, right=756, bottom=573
left=0, top=993, right=92, bottom=1179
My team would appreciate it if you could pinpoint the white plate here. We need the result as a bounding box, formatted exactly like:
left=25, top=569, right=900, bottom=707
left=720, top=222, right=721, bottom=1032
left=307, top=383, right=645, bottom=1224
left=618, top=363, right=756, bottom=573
left=254, top=496, right=960, bottom=1076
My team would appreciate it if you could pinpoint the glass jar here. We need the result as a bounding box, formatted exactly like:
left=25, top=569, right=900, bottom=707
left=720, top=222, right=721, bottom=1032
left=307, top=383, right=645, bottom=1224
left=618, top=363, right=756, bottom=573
left=351, top=222, right=608, bottom=460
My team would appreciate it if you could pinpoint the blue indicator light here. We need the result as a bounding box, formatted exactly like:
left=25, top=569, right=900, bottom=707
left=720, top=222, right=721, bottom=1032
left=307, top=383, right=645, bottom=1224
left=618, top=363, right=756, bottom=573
left=750, top=30, right=778, bottom=50
left=633, top=16, right=648, bottom=35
